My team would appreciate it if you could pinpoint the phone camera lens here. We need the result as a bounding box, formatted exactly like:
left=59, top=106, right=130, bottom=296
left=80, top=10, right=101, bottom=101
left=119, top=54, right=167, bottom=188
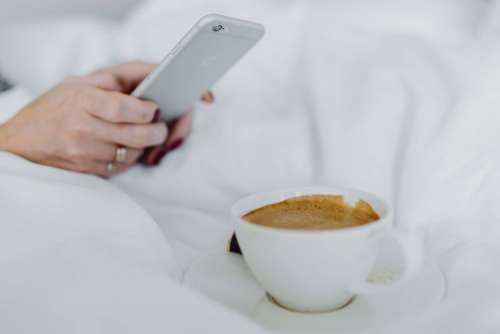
left=212, top=24, right=224, bottom=32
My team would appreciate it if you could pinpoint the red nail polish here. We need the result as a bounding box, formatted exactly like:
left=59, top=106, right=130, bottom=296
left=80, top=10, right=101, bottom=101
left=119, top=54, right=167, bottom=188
left=139, top=147, right=153, bottom=165
left=150, top=149, right=168, bottom=165
left=140, top=138, right=184, bottom=166
left=167, top=138, right=184, bottom=151
left=140, top=147, right=163, bottom=166
left=152, top=109, right=160, bottom=122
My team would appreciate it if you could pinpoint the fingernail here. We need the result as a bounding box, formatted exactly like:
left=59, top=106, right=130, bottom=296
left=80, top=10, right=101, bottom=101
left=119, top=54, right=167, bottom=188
left=152, top=109, right=160, bottom=122
left=141, top=138, right=183, bottom=166
left=167, top=138, right=184, bottom=151
left=208, top=91, right=214, bottom=102
left=150, top=149, right=168, bottom=165
left=139, top=148, right=152, bottom=164
left=140, top=146, right=162, bottom=166
left=143, top=147, right=167, bottom=166
left=202, top=91, right=215, bottom=103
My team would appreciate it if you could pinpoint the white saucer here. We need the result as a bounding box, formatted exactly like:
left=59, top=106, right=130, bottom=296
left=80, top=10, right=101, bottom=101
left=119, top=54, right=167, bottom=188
left=184, top=252, right=445, bottom=333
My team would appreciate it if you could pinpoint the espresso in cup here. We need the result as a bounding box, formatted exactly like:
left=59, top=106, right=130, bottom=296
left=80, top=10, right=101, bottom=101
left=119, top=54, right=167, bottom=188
left=242, top=195, right=380, bottom=230
left=232, top=187, right=422, bottom=313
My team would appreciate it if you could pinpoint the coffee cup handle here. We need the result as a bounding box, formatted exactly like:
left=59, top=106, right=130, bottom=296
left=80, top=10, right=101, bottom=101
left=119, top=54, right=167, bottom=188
left=351, top=229, right=423, bottom=295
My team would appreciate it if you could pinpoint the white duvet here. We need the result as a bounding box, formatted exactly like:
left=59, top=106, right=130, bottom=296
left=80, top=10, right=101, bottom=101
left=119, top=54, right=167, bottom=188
left=1, top=0, right=500, bottom=333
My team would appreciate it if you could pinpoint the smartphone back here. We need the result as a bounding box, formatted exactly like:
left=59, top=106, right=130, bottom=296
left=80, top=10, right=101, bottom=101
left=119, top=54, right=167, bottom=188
left=132, top=14, right=265, bottom=121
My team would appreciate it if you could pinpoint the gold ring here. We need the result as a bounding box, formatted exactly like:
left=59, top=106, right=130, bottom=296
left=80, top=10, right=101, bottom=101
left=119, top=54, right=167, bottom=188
left=115, top=147, right=127, bottom=163
left=106, top=162, right=114, bottom=173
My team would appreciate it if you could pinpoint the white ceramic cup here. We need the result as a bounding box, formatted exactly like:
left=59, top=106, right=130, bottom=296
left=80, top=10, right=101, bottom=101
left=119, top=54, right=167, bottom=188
left=231, top=186, right=422, bottom=313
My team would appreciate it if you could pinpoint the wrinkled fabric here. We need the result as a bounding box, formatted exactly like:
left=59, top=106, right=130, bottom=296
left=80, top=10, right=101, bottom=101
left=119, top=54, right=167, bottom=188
left=0, top=0, right=499, bottom=333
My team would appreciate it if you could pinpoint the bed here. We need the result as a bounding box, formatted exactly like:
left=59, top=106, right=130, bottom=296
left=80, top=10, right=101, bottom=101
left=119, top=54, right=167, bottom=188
left=0, top=0, right=499, bottom=333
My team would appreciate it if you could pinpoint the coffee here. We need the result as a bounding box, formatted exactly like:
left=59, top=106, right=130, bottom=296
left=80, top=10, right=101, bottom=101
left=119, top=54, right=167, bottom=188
left=242, top=195, right=379, bottom=230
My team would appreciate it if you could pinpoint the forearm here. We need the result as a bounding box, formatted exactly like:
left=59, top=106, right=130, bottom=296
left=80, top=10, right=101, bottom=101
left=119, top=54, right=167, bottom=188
left=0, top=113, right=34, bottom=158
left=0, top=122, right=12, bottom=152
left=0, top=87, right=33, bottom=158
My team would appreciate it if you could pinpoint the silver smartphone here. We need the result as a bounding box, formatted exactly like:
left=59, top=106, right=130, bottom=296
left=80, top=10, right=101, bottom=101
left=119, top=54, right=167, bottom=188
left=132, top=13, right=265, bottom=121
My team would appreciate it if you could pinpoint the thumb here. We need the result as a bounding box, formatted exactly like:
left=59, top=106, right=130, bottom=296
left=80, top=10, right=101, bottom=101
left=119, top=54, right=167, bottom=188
left=88, top=61, right=157, bottom=93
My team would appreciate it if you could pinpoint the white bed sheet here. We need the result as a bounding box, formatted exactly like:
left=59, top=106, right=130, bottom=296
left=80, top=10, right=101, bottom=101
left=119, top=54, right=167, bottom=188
left=1, top=0, right=500, bottom=333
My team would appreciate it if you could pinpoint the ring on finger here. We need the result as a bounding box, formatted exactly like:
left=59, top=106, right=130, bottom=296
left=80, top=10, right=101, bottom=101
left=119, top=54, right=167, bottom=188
left=115, top=147, right=127, bottom=163
left=106, top=162, right=115, bottom=173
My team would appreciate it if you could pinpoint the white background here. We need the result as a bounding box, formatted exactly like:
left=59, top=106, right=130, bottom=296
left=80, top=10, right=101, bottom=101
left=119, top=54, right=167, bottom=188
left=0, top=0, right=138, bottom=21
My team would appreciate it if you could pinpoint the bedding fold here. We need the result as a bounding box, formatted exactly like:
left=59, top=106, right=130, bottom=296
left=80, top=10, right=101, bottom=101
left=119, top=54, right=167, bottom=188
left=1, top=0, right=500, bottom=333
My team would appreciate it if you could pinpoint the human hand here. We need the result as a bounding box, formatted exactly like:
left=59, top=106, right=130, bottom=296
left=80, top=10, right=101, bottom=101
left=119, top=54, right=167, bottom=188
left=0, top=62, right=166, bottom=176
left=141, top=91, right=214, bottom=166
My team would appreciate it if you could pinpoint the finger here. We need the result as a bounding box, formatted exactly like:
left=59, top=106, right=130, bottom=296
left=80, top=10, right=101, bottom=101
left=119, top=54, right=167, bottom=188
left=90, top=143, right=143, bottom=165
left=201, top=91, right=215, bottom=103
left=115, top=147, right=143, bottom=165
left=66, top=138, right=144, bottom=165
left=101, top=163, right=128, bottom=177
left=140, top=145, right=166, bottom=166
left=88, top=61, right=157, bottom=93
left=100, top=162, right=129, bottom=177
left=166, top=112, right=192, bottom=148
left=67, top=160, right=129, bottom=177
left=140, top=114, right=191, bottom=166
left=94, top=119, right=168, bottom=149
left=86, top=89, right=158, bottom=124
